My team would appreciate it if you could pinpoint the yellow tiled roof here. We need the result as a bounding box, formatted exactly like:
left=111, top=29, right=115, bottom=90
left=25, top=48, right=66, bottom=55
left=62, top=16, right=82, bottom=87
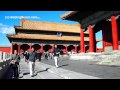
left=15, top=18, right=89, bottom=34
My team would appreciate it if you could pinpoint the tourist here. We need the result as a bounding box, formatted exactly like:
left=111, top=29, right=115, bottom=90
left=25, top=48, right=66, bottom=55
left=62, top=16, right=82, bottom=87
left=53, top=45, right=60, bottom=68
left=44, top=51, right=49, bottom=60
left=10, top=50, right=20, bottom=79
left=20, top=49, right=24, bottom=59
left=28, top=47, right=37, bottom=77
left=60, top=49, right=64, bottom=55
left=49, top=51, right=53, bottom=60
left=59, top=49, right=64, bottom=61
left=18, top=49, right=25, bottom=78
left=24, top=50, right=29, bottom=63
left=36, top=50, right=41, bottom=61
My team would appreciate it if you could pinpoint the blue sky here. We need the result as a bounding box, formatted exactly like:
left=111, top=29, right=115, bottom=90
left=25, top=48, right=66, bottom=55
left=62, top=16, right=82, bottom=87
left=0, top=11, right=102, bottom=48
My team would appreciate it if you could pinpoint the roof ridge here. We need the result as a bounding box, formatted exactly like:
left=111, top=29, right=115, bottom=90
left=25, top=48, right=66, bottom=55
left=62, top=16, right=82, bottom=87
left=23, top=18, right=78, bottom=26
left=61, top=11, right=77, bottom=19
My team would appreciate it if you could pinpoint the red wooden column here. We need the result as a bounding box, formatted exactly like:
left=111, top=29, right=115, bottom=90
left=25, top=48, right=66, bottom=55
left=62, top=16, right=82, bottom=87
left=29, top=43, right=32, bottom=51
left=111, top=16, right=119, bottom=50
left=39, top=44, right=41, bottom=52
left=18, top=43, right=20, bottom=55
left=80, top=29, right=85, bottom=53
left=75, top=45, right=77, bottom=53
left=102, top=29, right=105, bottom=52
left=40, top=44, right=44, bottom=54
left=66, top=45, right=68, bottom=54
left=38, top=44, right=41, bottom=51
left=89, top=25, right=95, bottom=52
left=11, top=43, right=14, bottom=54
left=52, top=44, right=54, bottom=53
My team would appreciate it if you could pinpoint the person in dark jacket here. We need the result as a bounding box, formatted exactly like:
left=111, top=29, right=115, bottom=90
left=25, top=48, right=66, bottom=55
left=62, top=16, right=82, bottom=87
left=44, top=51, right=49, bottom=60
left=10, top=50, right=20, bottom=79
left=28, top=47, right=37, bottom=77
left=24, top=50, right=29, bottom=62
left=36, top=50, right=41, bottom=61
left=53, top=45, right=60, bottom=68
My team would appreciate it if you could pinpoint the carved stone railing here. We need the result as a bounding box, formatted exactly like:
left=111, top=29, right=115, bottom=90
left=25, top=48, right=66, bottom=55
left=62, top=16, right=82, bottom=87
left=0, top=51, right=11, bottom=79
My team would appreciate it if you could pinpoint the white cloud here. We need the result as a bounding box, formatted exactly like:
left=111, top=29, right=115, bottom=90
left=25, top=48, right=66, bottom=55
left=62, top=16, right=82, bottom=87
left=0, top=23, right=3, bottom=26
left=0, top=23, right=15, bottom=34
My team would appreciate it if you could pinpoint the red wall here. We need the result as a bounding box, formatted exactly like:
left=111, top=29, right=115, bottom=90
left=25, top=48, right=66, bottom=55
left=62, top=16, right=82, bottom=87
left=0, top=47, right=11, bottom=53
left=102, top=22, right=113, bottom=52
left=96, top=48, right=104, bottom=52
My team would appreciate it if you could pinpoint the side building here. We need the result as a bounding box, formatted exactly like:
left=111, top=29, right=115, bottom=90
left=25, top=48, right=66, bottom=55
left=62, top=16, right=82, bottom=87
left=61, top=11, right=120, bottom=53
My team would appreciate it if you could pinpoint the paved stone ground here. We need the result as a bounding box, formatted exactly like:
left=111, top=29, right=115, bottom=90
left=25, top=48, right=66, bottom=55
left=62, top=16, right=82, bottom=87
left=3, top=58, right=100, bottom=79
left=3, top=59, right=64, bottom=79
left=3, top=66, right=14, bottom=79
left=4, top=55, right=120, bottom=79
left=36, top=62, right=100, bottom=79
left=41, top=55, right=120, bottom=79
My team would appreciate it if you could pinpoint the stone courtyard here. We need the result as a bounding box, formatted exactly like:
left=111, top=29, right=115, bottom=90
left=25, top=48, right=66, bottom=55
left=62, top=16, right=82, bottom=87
left=0, top=51, right=120, bottom=79
left=1, top=51, right=120, bottom=79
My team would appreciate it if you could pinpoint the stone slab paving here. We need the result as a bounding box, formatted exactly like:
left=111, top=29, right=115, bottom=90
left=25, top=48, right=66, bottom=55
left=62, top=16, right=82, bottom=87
left=19, top=60, right=42, bottom=79
left=4, top=59, right=64, bottom=79
left=37, top=70, right=64, bottom=79
left=41, top=56, right=120, bottom=79
left=3, top=66, right=13, bottom=79
left=4, top=53, right=120, bottom=79
left=35, top=62, right=64, bottom=79
left=36, top=62, right=100, bottom=79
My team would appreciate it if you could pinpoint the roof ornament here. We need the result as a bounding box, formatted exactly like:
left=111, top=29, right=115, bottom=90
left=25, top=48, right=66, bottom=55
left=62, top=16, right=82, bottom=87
left=115, top=15, right=120, bottom=19
left=61, top=11, right=76, bottom=19
left=83, top=27, right=88, bottom=32
left=92, top=24, right=95, bottom=28
left=106, top=15, right=120, bottom=21
left=21, top=18, right=25, bottom=28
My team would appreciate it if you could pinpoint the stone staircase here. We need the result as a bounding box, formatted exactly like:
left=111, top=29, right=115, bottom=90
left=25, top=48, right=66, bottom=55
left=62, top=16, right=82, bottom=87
left=97, top=51, right=120, bottom=66
left=69, top=53, right=103, bottom=61
left=66, top=51, right=120, bottom=66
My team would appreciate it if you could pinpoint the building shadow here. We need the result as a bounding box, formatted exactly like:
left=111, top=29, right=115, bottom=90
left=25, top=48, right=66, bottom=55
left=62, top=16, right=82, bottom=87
left=109, top=65, right=120, bottom=67
left=3, top=66, right=14, bottom=79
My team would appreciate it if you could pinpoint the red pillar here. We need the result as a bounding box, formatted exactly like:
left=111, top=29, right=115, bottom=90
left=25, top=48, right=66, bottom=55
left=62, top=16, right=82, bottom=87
left=11, top=43, right=13, bottom=54
left=75, top=45, right=77, bottom=53
left=111, top=16, right=119, bottom=50
left=102, top=28, right=105, bottom=52
left=29, top=43, right=32, bottom=51
left=38, top=44, right=41, bottom=51
left=89, top=25, right=95, bottom=52
left=18, top=43, right=20, bottom=55
left=66, top=45, right=68, bottom=54
left=52, top=44, right=54, bottom=53
left=80, top=29, right=85, bottom=53
left=39, top=44, right=41, bottom=52
left=40, top=44, right=44, bottom=53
